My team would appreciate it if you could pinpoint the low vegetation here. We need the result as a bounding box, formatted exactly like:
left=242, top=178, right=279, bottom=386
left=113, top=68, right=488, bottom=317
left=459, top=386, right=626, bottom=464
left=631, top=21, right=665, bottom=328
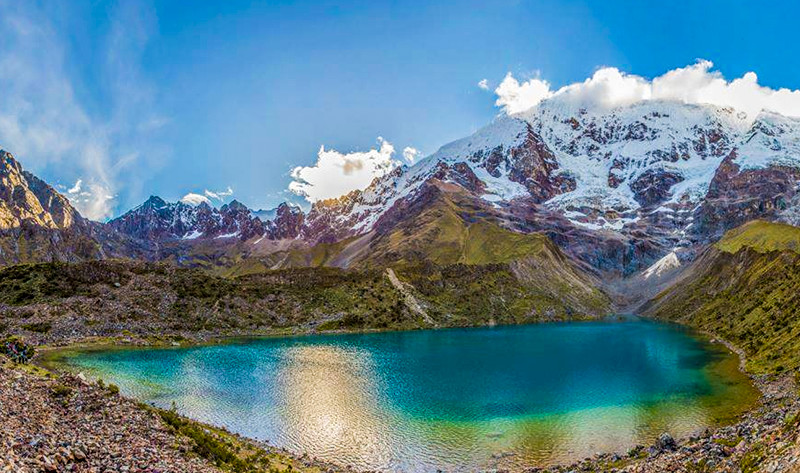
left=0, top=219, right=612, bottom=341
left=156, top=405, right=319, bottom=472
left=1, top=335, right=35, bottom=363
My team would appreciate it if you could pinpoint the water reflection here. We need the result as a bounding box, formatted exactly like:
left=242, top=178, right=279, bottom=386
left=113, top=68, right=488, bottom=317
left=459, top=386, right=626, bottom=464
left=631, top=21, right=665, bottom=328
left=275, top=345, right=397, bottom=469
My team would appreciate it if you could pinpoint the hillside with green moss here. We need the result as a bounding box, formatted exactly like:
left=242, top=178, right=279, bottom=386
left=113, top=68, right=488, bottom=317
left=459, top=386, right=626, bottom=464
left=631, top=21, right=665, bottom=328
left=643, top=220, right=800, bottom=374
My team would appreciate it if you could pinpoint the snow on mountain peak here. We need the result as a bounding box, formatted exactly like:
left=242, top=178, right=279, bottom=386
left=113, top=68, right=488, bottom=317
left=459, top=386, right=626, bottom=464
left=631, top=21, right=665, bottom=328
left=306, top=100, right=800, bottom=238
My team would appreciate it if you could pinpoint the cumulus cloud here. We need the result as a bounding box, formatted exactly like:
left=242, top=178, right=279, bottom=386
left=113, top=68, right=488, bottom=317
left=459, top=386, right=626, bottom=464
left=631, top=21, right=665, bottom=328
left=477, top=79, right=490, bottom=91
left=289, top=137, right=401, bottom=202
left=402, top=146, right=421, bottom=164
left=494, top=72, right=554, bottom=114
left=0, top=1, right=167, bottom=221
left=494, top=60, right=800, bottom=120
left=180, top=192, right=212, bottom=206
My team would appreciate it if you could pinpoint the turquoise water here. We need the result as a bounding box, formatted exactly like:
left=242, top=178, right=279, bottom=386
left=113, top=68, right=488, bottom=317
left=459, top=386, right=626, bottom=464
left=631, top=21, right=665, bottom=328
left=59, top=320, right=757, bottom=471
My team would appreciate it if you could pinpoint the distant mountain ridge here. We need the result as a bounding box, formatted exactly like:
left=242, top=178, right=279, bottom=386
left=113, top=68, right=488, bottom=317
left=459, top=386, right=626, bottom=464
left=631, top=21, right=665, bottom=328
left=3, top=99, right=800, bottom=276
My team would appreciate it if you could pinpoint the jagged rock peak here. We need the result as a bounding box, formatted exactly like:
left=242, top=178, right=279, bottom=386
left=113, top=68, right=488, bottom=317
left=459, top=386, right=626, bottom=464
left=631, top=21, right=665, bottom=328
left=0, top=149, right=83, bottom=231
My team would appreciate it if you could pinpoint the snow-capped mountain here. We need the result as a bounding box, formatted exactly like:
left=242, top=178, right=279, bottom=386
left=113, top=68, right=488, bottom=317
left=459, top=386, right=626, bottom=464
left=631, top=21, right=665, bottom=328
left=109, top=196, right=267, bottom=242
left=109, top=197, right=307, bottom=244
left=266, top=100, right=800, bottom=273
left=4, top=98, right=800, bottom=275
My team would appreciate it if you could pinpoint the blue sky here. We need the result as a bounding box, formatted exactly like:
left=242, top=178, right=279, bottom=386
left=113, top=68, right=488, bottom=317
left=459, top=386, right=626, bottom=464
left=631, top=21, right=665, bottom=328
left=1, top=0, right=799, bottom=219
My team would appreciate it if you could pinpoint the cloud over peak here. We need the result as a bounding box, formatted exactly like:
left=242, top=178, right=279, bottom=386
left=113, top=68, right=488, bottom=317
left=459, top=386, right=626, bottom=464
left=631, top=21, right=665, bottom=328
left=180, top=192, right=211, bottom=206
left=493, top=60, right=800, bottom=120
left=289, top=137, right=417, bottom=202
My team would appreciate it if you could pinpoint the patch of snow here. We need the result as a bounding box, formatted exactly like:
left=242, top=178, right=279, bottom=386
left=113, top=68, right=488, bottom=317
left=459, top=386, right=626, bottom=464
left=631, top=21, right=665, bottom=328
left=214, top=231, right=240, bottom=239
left=471, top=164, right=529, bottom=201
left=182, top=230, right=203, bottom=240
left=643, top=251, right=680, bottom=279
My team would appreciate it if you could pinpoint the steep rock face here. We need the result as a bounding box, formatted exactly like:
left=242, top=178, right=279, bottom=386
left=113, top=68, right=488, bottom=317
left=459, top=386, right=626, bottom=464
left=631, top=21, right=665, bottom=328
left=0, top=150, right=82, bottom=231
left=693, top=150, right=800, bottom=240
left=0, top=150, right=119, bottom=264
left=265, top=202, right=304, bottom=239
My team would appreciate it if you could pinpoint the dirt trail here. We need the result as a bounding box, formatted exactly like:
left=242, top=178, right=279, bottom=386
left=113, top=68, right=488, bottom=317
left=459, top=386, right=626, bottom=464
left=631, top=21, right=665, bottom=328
left=385, top=268, right=436, bottom=326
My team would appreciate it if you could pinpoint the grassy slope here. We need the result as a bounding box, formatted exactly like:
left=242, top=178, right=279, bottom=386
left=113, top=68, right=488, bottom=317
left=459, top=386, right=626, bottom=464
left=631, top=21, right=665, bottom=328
left=357, top=189, right=611, bottom=322
left=715, top=220, right=800, bottom=254
left=208, top=187, right=612, bottom=325
left=0, top=189, right=613, bottom=341
left=644, top=220, right=800, bottom=374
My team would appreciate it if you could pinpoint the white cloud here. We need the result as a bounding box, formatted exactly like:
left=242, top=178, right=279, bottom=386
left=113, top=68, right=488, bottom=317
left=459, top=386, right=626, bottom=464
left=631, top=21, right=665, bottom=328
left=477, top=79, right=489, bottom=91
left=493, top=60, right=800, bottom=120
left=402, top=146, right=421, bottom=164
left=0, top=1, right=167, bottom=221
left=204, top=186, right=233, bottom=201
left=494, top=72, right=553, bottom=114
left=67, top=179, right=82, bottom=194
left=289, top=137, right=401, bottom=202
left=180, top=192, right=212, bottom=206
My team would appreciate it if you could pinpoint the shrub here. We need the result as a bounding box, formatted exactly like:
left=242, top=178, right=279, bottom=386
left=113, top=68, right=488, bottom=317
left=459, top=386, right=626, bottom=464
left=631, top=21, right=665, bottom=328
left=21, top=321, right=51, bottom=333
left=50, top=384, right=73, bottom=398
left=1, top=336, right=35, bottom=363
left=157, top=407, right=258, bottom=472
left=106, top=383, right=120, bottom=396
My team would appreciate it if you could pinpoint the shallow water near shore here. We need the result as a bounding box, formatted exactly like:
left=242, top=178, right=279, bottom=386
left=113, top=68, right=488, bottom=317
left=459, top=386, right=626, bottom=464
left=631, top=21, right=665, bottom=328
left=56, top=319, right=758, bottom=471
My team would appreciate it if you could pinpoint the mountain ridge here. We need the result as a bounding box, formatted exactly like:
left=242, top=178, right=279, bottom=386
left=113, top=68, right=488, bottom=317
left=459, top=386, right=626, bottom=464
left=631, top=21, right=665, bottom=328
left=3, top=99, right=800, bottom=279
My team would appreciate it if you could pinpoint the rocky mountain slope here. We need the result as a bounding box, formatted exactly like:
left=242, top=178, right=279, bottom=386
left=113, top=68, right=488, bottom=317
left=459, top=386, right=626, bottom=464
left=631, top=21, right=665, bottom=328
left=0, top=150, right=147, bottom=266
left=0, top=255, right=611, bottom=344
left=107, top=196, right=268, bottom=242
left=267, top=101, right=800, bottom=275
left=103, top=99, right=800, bottom=278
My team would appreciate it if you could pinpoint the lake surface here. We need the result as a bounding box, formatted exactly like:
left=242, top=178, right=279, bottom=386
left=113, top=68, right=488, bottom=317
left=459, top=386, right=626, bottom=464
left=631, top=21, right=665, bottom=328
left=58, top=319, right=758, bottom=471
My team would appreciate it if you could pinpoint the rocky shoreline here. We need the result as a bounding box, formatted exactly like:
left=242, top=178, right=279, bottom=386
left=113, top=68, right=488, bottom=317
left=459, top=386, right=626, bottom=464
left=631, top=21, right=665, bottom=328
left=0, top=360, right=220, bottom=473
left=0, top=357, right=345, bottom=473
left=3, top=332, right=799, bottom=473
left=531, top=373, right=800, bottom=473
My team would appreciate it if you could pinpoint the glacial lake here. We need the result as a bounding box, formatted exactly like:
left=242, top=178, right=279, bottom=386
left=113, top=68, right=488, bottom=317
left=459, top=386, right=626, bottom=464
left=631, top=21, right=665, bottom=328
left=55, top=319, right=758, bottom=471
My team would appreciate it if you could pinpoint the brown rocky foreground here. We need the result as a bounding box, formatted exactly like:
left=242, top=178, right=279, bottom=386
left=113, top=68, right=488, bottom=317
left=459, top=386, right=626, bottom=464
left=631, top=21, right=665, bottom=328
left=0, top=358, right=338, bottom=473
left=0, top=361, right=218, bottom=472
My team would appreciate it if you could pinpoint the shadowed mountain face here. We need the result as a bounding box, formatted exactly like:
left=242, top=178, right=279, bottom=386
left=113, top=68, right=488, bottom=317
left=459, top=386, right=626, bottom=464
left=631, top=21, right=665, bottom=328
left=3, top=100, right=800, bottom=278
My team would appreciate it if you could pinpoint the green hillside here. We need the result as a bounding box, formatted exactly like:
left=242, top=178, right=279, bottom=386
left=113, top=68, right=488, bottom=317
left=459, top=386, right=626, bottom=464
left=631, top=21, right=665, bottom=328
left=645, top=221, right=800, bottom=374
left=715, top=219, right=800, bottom=254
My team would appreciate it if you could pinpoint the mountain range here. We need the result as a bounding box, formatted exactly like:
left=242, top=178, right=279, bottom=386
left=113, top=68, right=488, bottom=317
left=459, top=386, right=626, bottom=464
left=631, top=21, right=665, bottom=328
left=3, top=99, right=800, bottom=287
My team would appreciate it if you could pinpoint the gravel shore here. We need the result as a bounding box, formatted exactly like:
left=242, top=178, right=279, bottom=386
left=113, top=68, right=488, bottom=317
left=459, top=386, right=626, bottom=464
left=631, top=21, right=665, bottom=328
left=0, top=361, right=221, bottom=472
